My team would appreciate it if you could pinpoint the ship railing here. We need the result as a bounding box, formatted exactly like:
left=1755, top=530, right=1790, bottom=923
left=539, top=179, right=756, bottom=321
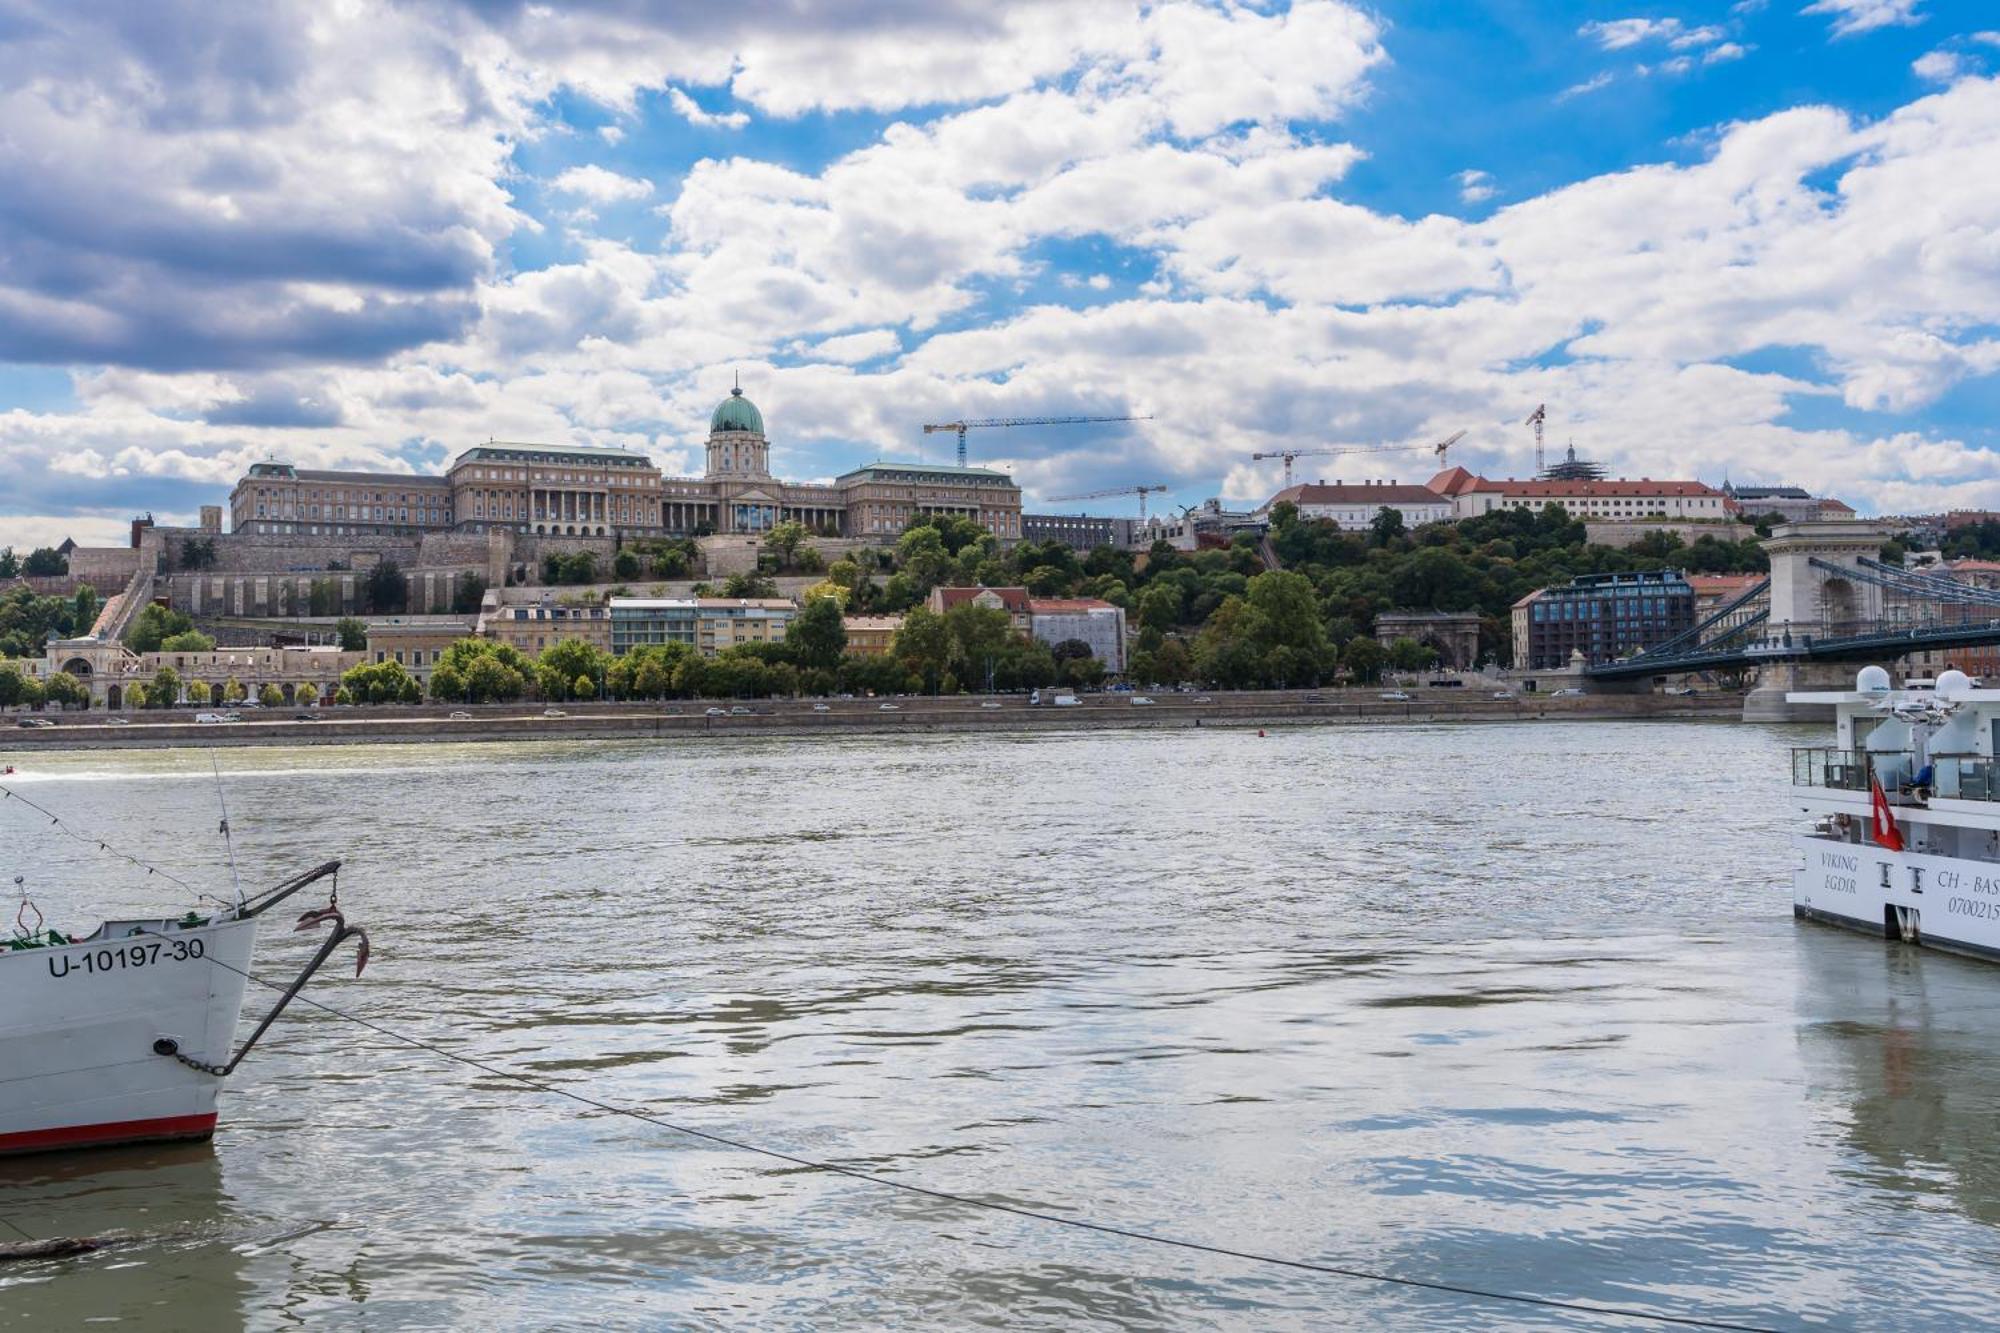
left=1790, top=747, right=1917, bottom=794
left=1931, top=754, right=2000, bottom=804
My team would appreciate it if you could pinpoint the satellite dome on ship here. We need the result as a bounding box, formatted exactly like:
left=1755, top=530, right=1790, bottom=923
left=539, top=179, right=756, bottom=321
left=710, top=385, right=764, bottom=435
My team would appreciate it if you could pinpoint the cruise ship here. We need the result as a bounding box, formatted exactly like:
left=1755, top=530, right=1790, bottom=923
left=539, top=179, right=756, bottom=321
left=1791, top=667, right=2000, bottom=962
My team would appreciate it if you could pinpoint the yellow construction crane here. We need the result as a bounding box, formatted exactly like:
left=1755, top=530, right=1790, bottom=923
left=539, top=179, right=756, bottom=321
left=1251, top=430, right=1467, bottom=489
left=1048, top=483, right=1172, bottom=520
left=922, top=413, right=1152, bottom=468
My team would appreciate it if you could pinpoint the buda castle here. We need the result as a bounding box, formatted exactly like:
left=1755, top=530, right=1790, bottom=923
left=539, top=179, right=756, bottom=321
left=230, top=385, right=1024, bottom=543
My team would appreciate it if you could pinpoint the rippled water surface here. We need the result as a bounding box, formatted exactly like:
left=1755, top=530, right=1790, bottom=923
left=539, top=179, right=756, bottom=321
left=5, top=721, right=2000, bottom=1330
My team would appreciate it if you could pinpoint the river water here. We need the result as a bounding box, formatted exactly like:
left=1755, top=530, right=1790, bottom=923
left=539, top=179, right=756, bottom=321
left=3, top=721, right=1998, bottom=1330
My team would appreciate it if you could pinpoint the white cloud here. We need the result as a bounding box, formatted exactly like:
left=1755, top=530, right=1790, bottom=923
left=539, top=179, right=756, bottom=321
left=667, top=89, right=750, bottom=130
left=1705, top=42, right=1750, bottom=64
left=1801, top=0, right=1926, bottom=38
left=1913, top=49, right=1970, bottom=83
left=6, top=0, right=2000, bottom=538
left=804, top=330, right=901, bottom=364
left=1581, top=18, right=1685, bottom=50
left=1671, top=24, right=1730, bottom=49
left=548, top=165, right=653, bottom=203
left=1557, top=72, right=1616, bottom=101
left=597, top=125, right=626, bottom=144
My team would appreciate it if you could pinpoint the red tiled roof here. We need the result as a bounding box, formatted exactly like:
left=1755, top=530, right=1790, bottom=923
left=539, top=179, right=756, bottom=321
left=1028, top=598, right=1120, bottom=614
left=1689, top=575, right=1761, bottom=597
left=932, top=586, right=1030, bottom=612
left=1273, top=482, right=1452, bottom=505
left=1818, top=498, right=1856, bottom=513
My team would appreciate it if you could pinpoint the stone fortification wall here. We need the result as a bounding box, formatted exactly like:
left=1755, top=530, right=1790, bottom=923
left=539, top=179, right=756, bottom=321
left=163, top=527, right=422, bottom=574
left=68, top=547, right=142, bottom=586
left=1583, top=520, right=1752, bottom=548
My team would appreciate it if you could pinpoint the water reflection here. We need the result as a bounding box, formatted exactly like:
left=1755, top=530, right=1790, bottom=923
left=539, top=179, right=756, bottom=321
left=0, top=1142, right=249, bottom=1330
left=4, top=724, right=1999, bottom=1327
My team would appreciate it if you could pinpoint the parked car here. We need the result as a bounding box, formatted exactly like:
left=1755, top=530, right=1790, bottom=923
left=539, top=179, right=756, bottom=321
left=979, top=700, right=1002, bottom=709
left=1303, top=693, right=1326, bottom=702
left=105, top=716, right=130, bottom=726
left=293, top=713, right=319, bottom=722
left=1053, top=694, right=1081, bottom=707
left=195, top=712, right=231, bottom=724
left=705, top=707, right=727, bottom=716
left=1193, top=695, right=1213, bottom=704
left=1549, top=687, right=1587, bottom=698
left=878, top=703, right=900, bottom=711
left=15, top=716, right=56, bottom=728
left=728, top=706, right=752, bottom=716
left=812, top=703, right=832, bottom=712
left=1379, top=690, right=1412, bottom=702
left=449, top=711, right=472, bottom=720
left=1491, top=690, right=1515, bottom=700
left=542, top=707, right=568, bottom=718
left=1130, top=696, right=1155, bottom=706
left=1664, top=686, right=1699, bottom=696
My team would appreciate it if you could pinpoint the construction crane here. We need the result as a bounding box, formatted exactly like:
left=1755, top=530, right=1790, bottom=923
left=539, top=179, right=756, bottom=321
left=922, top=413, right=1152, bottom=468
left=1526, top=403, right=1546, bottom=476
left=1048, top=483, right=1171, bottom=521
left=1250, top=430, right=1467, bottom=489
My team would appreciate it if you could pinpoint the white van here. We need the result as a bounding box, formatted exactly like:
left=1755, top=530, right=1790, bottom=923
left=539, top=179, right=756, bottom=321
left=195, top=712, right=232, bottom=724
left=1053, top=693, right=1081, bottom=707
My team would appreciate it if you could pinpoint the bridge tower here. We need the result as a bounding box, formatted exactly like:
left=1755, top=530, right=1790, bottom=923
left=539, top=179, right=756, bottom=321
left=1763, top=520, right=1888, bottom=639
left=1747, top=520, right=1894, bottom=721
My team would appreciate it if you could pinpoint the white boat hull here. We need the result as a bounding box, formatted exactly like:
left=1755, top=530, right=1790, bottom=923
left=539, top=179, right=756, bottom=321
left=0, top=917, right=258, bottom=1155
left=1792, top=834, right=2000, bottom=963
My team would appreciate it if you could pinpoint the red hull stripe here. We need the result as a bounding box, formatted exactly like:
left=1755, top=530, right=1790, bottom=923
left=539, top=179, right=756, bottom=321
left=0, top=1113, right=217, bottom=1155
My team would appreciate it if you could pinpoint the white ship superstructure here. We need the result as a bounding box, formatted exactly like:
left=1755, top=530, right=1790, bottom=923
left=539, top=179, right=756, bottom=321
left=1790, top=667, right=2000, bottom=961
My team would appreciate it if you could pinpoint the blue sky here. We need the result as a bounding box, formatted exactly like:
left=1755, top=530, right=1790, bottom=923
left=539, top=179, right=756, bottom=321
left=1, top=0, right=1997, bottom=547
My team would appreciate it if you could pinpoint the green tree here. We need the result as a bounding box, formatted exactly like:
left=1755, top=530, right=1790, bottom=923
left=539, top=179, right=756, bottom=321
left=651, top=547, right=690, bottom=578
left=1138, top=583, right=1182, bottom=633
left=71, top=585, right=99, bottom=635
left=452, top=573, right=488, bottom=615
left=296, top=683, right=319, bottom=707
left=1386, top=636, right=1438, bottom=671
left=0, top=664, right=28, bottom=707
left=147, top=666, right=183, bottom=708
left=944, top=602, right=1018, bottom=692
left=259, top=683, right=286, bottom=708
left=1341, top=637, right=1385, bottom=683
left=721, top=572, right=778, bottom=598
left=179, top=536, right=218, bottom=570
left=364, top=559, right=407, bottom=613
left=535, top=638, right=609, bottom=700
left=895, top=526, right=953, bottom=592
left=333, top=686, right=355, bottom=706
left=127, top=603, right=197, bottom=653
left=1269, top=500, right=1300, bottom=531
left=0, top=548, right=16, bottom=578
left=892, top=606, right=952, bottom=693
left=21, top=546, right=66, bottom=576
left=340, top=659, right=419, bottom=704
left=159, top=630, right=217, bottom=652
left=1369, top=505, right=1407, bottom=547
left=308, top=579, right=338, bottom=617
left=612, top=548, right=641, bottom=580
left=42, top=670, right=86, bottom=709
left=335, top=616, right=368, bottom=652
left=787, top=595, right=848, bottom=671
left=223, top=677, right=247, bottom=704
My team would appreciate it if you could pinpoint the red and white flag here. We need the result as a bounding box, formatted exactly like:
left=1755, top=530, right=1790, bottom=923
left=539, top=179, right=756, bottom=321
left=1870, top=775, right=1906, bottom=852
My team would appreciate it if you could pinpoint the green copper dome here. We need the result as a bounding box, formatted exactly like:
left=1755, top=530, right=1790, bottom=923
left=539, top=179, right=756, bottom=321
left=710, top=386, right=764, bottom=435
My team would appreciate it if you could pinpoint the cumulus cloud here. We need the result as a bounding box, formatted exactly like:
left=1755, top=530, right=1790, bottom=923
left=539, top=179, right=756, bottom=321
left=4, top=0, right=2000, bottom=540
left=1913, top=49, right=1972, bottom=82
left=667, top=89, right=750, bottom=130
left=549, top=165, right=654, bottom=203
left=1801, top=0, right=1927, bottom=38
